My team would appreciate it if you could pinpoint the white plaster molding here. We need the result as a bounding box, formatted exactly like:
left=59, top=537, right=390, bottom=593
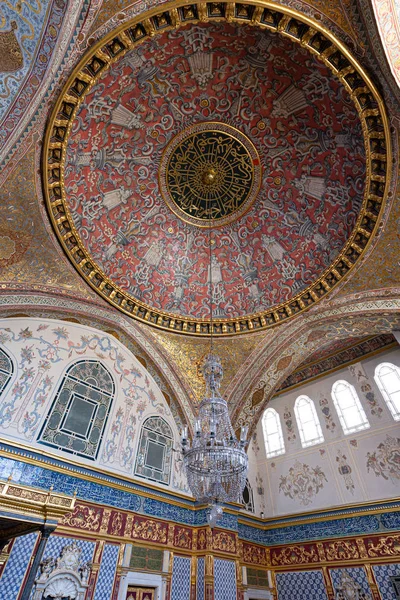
left=118, top=571, right=163, bottom=600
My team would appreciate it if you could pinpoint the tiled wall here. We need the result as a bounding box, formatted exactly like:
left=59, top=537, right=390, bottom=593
left=214, top=559, right=236, bottom=600
left=0, top=533, right=37, bottom=600
left=373, top=563, right=400, bottom=600
left=197, top=556, right=205, bottom=600
left=93, top=543, right=119, bottom=600
left=170, top=555, right=191, bottom=600
left=275, top=570, right=328, bottom=600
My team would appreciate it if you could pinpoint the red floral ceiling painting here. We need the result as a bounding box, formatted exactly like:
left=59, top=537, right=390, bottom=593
left=64, top=22, right=365, bottom=322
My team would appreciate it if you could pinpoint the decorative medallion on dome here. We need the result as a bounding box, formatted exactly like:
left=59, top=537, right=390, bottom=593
left=43, top=1, right=391, bottom=336
left=160, top=122, right=261, bottom=227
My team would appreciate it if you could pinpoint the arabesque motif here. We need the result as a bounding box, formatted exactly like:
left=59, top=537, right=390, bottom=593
left=279, top=461, right=327, bottom=506
left=366, top=436, right=400, bottom=482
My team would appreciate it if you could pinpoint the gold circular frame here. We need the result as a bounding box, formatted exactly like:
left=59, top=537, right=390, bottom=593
left=159, top=121, right=262, bottom=228
left=43, top=0, right=391, bottom=337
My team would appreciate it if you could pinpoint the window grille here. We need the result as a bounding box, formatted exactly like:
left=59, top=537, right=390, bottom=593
left=38, top=360, right=114, bottom=459
left=294, top=395, right=324, bottom=448
left=135, top=416, right=173, bottom=484
left=262, top=408, right=285, bottom=458
left=331, top=380, right=370, bottom=434
left=374, top=362, right=400, bottom=421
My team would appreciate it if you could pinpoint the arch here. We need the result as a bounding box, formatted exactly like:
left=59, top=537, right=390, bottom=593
left=331, top=380, right=370, bottom=434
left=262, top=408, right=285, bottom=458
left=135, top=416, right=173, bottom=485
left=230, top=294, right=400, bottom=431
left=374, top=362, right=400, bottom=421
left=294, top=396, right=324, bottom=448
left=38, top=359, right=115, bottom=460
left=0, top=347, right=13, bottom=397
left=242, top=478, right=254, bottom=512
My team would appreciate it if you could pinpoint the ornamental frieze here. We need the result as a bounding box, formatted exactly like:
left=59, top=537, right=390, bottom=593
left=242, top=542, right=269, bottom=566
left=271, top=545, right=319, bottom=566
left=212, top=531, right=237, bottom=554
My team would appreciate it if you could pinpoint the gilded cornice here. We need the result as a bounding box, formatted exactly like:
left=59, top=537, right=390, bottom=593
left=0, top=477, right=75, bottom=523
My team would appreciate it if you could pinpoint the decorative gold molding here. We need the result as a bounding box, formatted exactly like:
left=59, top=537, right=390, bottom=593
left=0, top=477, right=75, bottom=523
left=43, top=0, right=392, bottom=337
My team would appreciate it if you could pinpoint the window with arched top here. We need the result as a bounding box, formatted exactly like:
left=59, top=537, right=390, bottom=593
left=294, top=396, right=324, bottom=448
left=135, top=416, right=173, bottom=485
left=374, top=362, right=400, bottom=421
left=331, top=380, right=370, bottom=434
left=262, top=408, right=285, bottom=458
left=0, top=348, right=13, bottom=397
left=39, top=360, right=115, bottom=460
left=242, top=478, right=254, bottom=512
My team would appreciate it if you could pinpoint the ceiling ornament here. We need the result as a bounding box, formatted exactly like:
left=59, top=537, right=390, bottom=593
left=43, top=1, right=391, bottom=336
left=159, top=122, right=261, bottom=227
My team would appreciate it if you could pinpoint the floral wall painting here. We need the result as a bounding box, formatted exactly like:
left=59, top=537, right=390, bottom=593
left=279, top=461, right=327, bottom=506
left=0, top=318, right=185, bottom=492
left=366, top=435, right=400, bottom=483
left=283, top=406, right=297, bottom=443
left=336, top=450, right=355, bottom=495
left=319, top=394, right=337, bottom=433
left=349, top=363, right=383, bottom=419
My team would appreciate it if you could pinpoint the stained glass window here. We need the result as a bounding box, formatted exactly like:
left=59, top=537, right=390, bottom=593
left=38, top=360, right=114, bottom=460
left=0, top=348, right=13, bottom=397
left=294, top=395, right=324, bottom=448
left=374, top=362, right=400, bottom=421
left=262, top=408, right=285, bottom=458
left=331, top=380, right=370, bottom=434
left=242, top=478, right=254, bottom=512
left=135, top=416, right=173, bottom=485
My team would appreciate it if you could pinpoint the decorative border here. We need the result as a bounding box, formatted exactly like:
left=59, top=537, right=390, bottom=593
left=276, top=333, right=397, bottom=393
left=159, top=121, right=262, bottom=228
left=43, top=0, right=391, bottom=336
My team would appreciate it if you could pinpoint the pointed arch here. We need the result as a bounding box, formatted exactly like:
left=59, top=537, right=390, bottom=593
left=374, top=362, right=400, bottom=421
left=294, top=396, right=324, bottom=448
left=331, top=380, right=370, bottom=434
left=38, top=359, right=115, bottom=460
left=262, top=408, right=285, bottom=458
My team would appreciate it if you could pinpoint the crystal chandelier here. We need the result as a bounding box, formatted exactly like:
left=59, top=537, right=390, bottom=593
left=181, top=194, right=249, bottom=528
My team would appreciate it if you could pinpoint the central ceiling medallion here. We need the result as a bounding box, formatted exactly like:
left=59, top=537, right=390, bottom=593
left=159, top=122, right=262, bottom=227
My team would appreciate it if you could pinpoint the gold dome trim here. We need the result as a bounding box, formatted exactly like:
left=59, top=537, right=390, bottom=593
left=43, top=0, right=392, bottom=337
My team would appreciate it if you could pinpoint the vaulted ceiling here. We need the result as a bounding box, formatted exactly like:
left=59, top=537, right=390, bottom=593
left=0, top=0, right=399, bottom=434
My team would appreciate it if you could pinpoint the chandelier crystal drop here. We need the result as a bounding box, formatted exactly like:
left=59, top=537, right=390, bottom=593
left=181, top=353, right=249, bottom=528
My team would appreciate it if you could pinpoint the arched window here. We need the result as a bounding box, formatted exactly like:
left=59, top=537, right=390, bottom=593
left=374, top=362, right=400, bottom=421
left=262, top=408, right=285, bottom=458
left=0, top=348, right=13, bottom=397
left=294, top=396, right=324, bottom=448
left=331, top=380, right=370, bottom=434
left=135, top=416, right=173, bottom=485
left=39, top=360, right=115, bottom=460
left=242, top=478, right=254, bottom=512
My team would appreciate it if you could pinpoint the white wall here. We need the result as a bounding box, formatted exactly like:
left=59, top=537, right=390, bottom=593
left=253, top=347, right=400, bottom=516
left=0, top=317, right=190, bottom=494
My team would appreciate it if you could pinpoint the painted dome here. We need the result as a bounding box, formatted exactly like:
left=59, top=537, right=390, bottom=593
left=45, top=8, right=389, bottom=335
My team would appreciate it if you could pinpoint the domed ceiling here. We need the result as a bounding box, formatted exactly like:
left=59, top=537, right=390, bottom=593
left=44, top=3, right=390, bottom=336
